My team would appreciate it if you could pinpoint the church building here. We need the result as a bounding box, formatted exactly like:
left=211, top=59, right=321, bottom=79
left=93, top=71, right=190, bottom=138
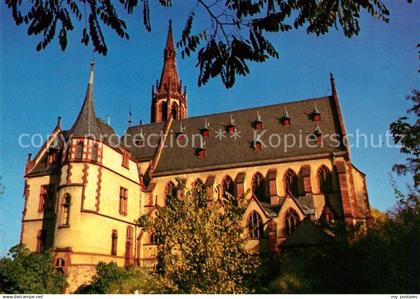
left=20, top=22, right=372, bottom=291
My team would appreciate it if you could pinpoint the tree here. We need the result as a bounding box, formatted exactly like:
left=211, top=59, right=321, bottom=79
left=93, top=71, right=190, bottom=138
left=76, top=262, right=165, bottom=294
left=267, top=188, right=419, bottom=294
left=140, top=179, right=260, bottom=293
left=389, top=90, right=420, bottom=189
left=4, top=0, right=411, bottom=88
left=0, top=244, right=67, bottom=294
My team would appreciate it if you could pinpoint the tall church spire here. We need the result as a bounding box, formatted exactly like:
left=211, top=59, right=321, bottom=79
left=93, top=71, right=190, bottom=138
left=69, top=61, right=102, bottom=138
left=164, top=20, right=176, bottom=61
left=151, top=21, right=187, bottom=123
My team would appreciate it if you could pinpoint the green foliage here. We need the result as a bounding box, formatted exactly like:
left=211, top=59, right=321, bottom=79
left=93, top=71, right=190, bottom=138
left=268, top=191, right=419, bottom=294
left=141, top=179, right=260, bottom=293
left=77, top=262, right=165, bottom=294
left=267, top=273, right=311, bottom=294
left=389, top=88, right=420, bottom=188
left=0, top=244, right=66, bottom=294
left=4, top=0, right=410, bottom=88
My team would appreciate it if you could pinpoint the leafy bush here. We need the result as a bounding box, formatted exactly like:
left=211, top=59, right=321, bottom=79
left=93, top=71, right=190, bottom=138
left=76, top=262, right=165, bottom=294
left=0, top=244, right=66, bottom=294
left=269, top=190, right=419, bottom=294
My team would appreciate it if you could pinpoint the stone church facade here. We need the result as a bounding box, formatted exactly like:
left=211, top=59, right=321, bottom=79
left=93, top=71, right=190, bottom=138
left=20, top=22, right=371, bottom=292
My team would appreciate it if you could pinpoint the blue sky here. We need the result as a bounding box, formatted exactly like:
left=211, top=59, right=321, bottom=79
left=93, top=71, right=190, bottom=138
left=0, top=1, right=419, bottom=255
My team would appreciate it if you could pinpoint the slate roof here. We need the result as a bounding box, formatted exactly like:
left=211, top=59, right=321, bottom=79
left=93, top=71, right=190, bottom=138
left=68, top=64, right=102, bottom=139
left=28, top=131, right=69, bottom=176
left=280, top=218, right=334, bottom=249
left=27, top=64, right=119, bottom=176
left=125, top=122, right=166, bottom=161
left=67, top=62, right=118, bottom=143
left=124, top=95, right=347, bottom=175
left=260, top=201, right=282, bottom=218
left=295, top=195, right=316, bottom=215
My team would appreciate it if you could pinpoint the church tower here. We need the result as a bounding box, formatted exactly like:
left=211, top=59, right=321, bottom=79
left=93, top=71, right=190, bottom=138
left=151, top=21, right=187, bottom=123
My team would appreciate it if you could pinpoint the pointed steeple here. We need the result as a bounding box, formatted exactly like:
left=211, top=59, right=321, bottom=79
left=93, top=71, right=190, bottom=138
left=69, top=61, right=102, bottom=138
left=151, top=21, right=188, bottom=123
left=158, top=20, right=181, bottom=94
left=164, top=20, right=176, bottom=60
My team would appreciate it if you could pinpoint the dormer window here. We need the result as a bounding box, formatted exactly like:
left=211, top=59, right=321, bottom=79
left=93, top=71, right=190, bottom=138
left=197, top=148, right=206, bottom=158
left=47, top=149, right=57, bottom=166
left=227, top=115, right=236, bottom=134
left=227, top=125, right=236, bottom=134
left=200, top=119, right=210, bottom=137
left=254, top=141, right=262, bottom=152
left=200, top=128, right=210, bottom=137
left=136, top=129, right=145, bottom=146
left=281, top=109, right=291, bottom=127
left=176, top=132, right=187, bottom=143
left=196, top=140, right=206, bottom=158
left=134, top=136, right=144, bottom=147
left=314, top=126, right=323, bottom=145
left=312, top=105, right=321, bottom=122
left=254, top=111, right=263, bottom=130
left=176, top=122, right=187, bottom=142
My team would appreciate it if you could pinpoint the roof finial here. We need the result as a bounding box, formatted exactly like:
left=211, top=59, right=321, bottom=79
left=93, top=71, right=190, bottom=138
left=330, top=72, right=337, bottom=96
left=257, top=111, right=261, bottom=121
left=314, top=124, right=322, bottom=135
left=204, top=118, right=210, bottom=129
left=89, top=60, right=95, bottom=85
left=56, top=116, right=62, bottom=129
left=314, top=104, right=320, bottom=114
left=180, top=121, right=185, bottom=132
left=165, top=19, right=175, bottom=57
left=284, top=108, right=290, bottom=118
left=128, top=106, right=132, bottom=127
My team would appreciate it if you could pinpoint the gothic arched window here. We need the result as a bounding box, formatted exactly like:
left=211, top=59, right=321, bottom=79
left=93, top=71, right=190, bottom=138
left=192, top=178, right=206, bottom=207
left=171, top=102, right=179, bottom=119
left=252, top=172, right=267, bottom=201
left=165, top=181, right=177, bottom=199
left=149, top=233, right=159, bottom=245
left=111, top=230, right=118, bottom=256
left=126, top=226, right=133, bottom=240
left=61, top=193, right=71, bottom=226
left=192, top=178, right=204, bottom=189
left=318, top=165, right=333, bottom=193
left=159, top=102, right=168, bottom=121
left=284, top=169, right=299, bottom=198
left=36, top=229, right=46, bottom=253
left=75, top=141, right=84, bottom=160
left=91, top=144, right=98, bottom=162
left=55, top=258, right=65, bottom=273
left=222, top=175, right=235, bottom=198
left=285, top=209, right=299, bottom=236
left=248, top=211, right=263, bottom=239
